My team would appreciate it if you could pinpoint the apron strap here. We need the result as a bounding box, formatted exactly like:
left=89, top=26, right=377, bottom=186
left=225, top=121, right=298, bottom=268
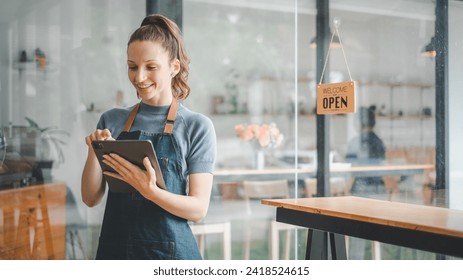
left=164, top=97, right=178, bottom=135
left=123, top=102, right=141, bottom=132
left=122, top=98, right=178, bottom=134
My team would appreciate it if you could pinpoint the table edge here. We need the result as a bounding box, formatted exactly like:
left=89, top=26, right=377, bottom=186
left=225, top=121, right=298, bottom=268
left=261, top=197, right=463, bottom=239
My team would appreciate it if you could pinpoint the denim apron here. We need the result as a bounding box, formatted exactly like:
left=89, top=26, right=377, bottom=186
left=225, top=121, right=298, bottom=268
left=95, top=99, right=201, bottom=260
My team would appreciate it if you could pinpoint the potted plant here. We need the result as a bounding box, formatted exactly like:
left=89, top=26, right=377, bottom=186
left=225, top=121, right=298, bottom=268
left=25, top=117, right=69, bottom=182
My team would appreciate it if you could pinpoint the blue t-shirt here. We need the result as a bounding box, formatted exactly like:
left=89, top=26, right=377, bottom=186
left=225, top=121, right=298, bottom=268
left=96, top=102, right=217, bottom=177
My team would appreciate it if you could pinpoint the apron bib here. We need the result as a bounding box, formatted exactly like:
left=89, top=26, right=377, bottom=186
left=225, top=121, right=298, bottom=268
left=95, top=99, right=201, bottom=260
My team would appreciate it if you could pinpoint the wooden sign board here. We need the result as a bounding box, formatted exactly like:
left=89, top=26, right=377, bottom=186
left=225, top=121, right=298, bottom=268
left=316, top=81, right=356, bottom=114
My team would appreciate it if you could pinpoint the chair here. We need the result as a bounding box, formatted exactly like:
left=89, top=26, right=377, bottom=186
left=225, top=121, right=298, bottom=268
left=190, top=222, right=232, bottom=260
left=384, top=148, right=407, bottom=198
left=304, top=177, right=348, bottom=197
left=242, top=180, right=300, bottom=260
left=304, top=178, right=317, bottom=197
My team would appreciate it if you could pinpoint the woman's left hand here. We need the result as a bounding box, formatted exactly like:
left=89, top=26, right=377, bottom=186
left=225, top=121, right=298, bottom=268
left=102, top=153, right=159, bottom=197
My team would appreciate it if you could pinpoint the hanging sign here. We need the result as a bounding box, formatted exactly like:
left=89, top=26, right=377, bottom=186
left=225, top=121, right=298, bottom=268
left=315, top=18, right=356, bottom=115
left=317, top=81, right=355, bottom=114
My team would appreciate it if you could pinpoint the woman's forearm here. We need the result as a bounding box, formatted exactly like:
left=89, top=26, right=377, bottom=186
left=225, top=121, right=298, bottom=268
left=146, top=174, right=213, bottom=222
left=81, top=149, right=106, bottom=207
left=147, top=190, right=207, bottom=222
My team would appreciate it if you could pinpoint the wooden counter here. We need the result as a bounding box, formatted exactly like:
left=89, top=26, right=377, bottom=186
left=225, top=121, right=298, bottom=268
left=0, top=182, right=66, bottom=259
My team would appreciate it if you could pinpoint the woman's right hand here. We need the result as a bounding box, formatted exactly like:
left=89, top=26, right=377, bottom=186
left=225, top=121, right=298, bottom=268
left=82, top=128, right=114, bottom=207
left=85, top=129, right=115, bottom=150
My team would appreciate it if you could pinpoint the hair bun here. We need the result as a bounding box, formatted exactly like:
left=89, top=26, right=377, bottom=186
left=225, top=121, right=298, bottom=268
left=141, top=14, right=167, bottom=27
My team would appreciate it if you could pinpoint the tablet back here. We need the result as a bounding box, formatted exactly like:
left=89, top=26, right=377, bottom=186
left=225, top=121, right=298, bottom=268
left=92, top=140, right=166, bottom=192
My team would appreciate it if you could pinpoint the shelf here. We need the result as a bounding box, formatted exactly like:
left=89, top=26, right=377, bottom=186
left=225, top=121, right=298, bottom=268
left=210, top=113, right=433, bottom=119
left=210, top=113, right=290, bottom=117
left=12, top=61, right=57, bottom=73
left=377, top=114, right=433, bottom=120
left=357, top=81, right=434, bottom=89
left=13, top=61, right=39, bottom=70
left=299, top=113, right=347, bottom=117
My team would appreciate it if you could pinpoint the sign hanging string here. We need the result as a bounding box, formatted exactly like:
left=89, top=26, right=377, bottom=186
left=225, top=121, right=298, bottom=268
left=318, top=18, right=353, bottom=85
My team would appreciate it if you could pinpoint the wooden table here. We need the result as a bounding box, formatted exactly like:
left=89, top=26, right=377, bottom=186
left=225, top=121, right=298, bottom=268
left=213, top=164, right=434, bottom=183
left=0, top=182, right=66, bottom=259
left=262, top=196, right=463, bottom=259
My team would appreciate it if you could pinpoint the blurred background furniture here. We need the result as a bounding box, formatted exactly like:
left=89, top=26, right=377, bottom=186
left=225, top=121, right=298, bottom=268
left=242, top=179, right=300, bottom=260
left=65, top=186, right=88, bottom=260
left=190, top=222, right=231, bottom=260
left=304, top=177, right=348, bottom=197
left=0, top=182, right=66, bottom=259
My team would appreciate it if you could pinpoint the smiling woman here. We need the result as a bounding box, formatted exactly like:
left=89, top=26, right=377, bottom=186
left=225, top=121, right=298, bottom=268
left=81, top=14, right=217, bottom=260
left=127, top=14, right=190, bottom=101
left=127, top=40, right=179, bottom=105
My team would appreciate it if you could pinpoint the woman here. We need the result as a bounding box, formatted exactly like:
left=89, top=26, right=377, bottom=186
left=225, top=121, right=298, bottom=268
left=81, top=14, right=216, bottom=260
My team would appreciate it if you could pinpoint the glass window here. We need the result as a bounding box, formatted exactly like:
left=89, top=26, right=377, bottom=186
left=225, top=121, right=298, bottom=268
left=329, top=1, right=436, bottom=206
left=0, top=0, right=145, bottom=260
left=1, top=0, right=461, bottom=261
left=184, top=0, right=304, bottom=260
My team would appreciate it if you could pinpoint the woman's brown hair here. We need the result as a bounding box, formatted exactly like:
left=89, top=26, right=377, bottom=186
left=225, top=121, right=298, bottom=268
left=128, top=14, right=190, bottom=100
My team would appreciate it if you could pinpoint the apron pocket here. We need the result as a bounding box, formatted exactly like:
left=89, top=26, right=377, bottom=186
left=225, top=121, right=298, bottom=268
left=128, top=239, right=175, bottom=260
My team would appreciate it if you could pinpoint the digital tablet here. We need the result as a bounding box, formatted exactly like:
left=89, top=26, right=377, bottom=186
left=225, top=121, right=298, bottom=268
left=92, top=140, right=166, bottom=192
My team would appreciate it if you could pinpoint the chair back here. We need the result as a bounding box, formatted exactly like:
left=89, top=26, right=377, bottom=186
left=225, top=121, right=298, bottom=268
left=304, top=178, right=317, bottom=197
left=242, top=180, right=289, bottom=214
left=242, top=180, right=289, bottom=200
left=304, top=177, right=347, bottom=197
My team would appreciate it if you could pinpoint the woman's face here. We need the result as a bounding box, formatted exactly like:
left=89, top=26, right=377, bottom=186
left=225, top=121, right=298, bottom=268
left=127, top=40, right=179, bottom=105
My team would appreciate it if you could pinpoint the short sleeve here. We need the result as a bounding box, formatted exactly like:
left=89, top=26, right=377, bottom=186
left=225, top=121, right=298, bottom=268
left=186, top=115, right=217, bottom=174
